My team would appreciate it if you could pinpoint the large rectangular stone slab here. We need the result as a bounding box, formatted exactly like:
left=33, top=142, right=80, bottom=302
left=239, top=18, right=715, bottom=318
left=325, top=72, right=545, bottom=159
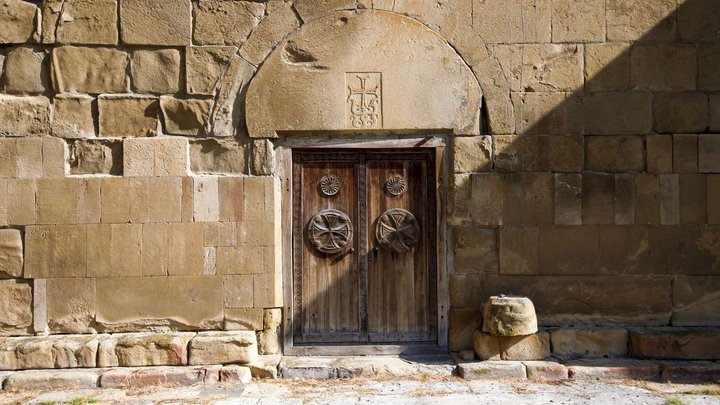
left=672, top=276, right=720, bottom=326
left=188, top=331, right=258, bottom=365
left=100, top=366, right=208, bottom=389
left=630, top=328, right=720, bottom=360
left=550, top=328, right=628, bottom=359
left=4, top=369, right=100, bottom=391
left=0, top=280, right=32, bottom=336
left=95, top=276, right=223, bottom=332
left=98, top=332, right=194, bottom=367
left=51, top=47, right=127, bottom=93
left=567, top=359, right=661, bottom=381
left=457, top=361, right=527, bottom=380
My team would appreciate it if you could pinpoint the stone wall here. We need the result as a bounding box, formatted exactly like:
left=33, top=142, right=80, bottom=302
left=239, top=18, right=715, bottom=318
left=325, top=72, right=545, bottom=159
left=0, top=0, right=719, bottom=357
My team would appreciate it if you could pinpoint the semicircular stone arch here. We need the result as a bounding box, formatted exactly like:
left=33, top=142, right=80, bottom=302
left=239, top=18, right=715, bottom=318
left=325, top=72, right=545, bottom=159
left=244, top=9, right=506, bottom=138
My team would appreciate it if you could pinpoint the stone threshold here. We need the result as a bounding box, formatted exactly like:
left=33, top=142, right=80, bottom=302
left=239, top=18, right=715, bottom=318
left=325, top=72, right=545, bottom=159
left=3, top=357, right=719, bottom=391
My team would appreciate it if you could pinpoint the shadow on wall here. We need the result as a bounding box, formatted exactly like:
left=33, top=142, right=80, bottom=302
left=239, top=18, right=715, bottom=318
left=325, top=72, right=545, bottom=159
left=449, top=0, right=720, bottom=342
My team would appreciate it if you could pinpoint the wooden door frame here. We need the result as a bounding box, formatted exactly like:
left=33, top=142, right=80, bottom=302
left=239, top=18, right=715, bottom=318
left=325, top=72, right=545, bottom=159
left=277, top=136, right=449, bottom=356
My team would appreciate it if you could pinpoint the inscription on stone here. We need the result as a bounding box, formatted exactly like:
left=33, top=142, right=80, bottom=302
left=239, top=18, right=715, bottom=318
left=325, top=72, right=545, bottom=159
left=346, top=72, right=382, bottom=129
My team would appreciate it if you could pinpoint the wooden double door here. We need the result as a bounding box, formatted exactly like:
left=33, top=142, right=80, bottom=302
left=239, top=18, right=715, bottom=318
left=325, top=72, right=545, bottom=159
left=292, top=149, right=438, bottom=346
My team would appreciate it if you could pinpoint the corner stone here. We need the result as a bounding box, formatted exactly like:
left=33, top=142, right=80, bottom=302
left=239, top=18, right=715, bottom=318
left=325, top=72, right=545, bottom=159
left=188, top=331, right=258, bottom=366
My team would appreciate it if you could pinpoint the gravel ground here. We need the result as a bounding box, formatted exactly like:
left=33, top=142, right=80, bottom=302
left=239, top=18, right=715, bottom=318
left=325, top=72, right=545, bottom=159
left=1, top=378, right=719, bottom=405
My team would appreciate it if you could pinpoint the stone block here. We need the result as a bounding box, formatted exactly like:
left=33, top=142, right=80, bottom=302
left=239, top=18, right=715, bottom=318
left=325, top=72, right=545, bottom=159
left=582, top=173, right=615, bottom=224
left=52, top=94, right=95, bottom=138
left=42, top=137, right=67, bottom=178
left=482, top=296, right=538, bottom=336
left=218, top=177, right=244, bottom=222
left=240, top=1, right=300, bottom=65
left=100, top=366, right=207, bottom=388
left=42, top=0, right=117, bottom=45
left=167, top=223, right=205, bottom=275
left=6, top=179, right=36, bottom=225
left=69, top=140, right=122, bottom=175
left=493, top=135, right=521, bottom=172
left=0, top=280, right=32, bottom=335
left=98, top=332, right=194, bottom=367
left=474, top=331, right=550, bottom=361
left=36, top=179, right=79, bottom=224
left=699, top=45, right=720, bottom=91
left=15, top=337, right=54, bottom=368
left=630, top=328, right=720, bottom=360
left=672, top=276, right=720, bottom=326
left=550, top=328, right=628, bottom=359
left=673, top=134, right=698, bottom=173
left=193, top=0, right=264, bottom=46
left=52, top=334, right=103, bottom=368
left=567, top=93, right=652, bottom=135
left=661, top=361, right=720, bottom=382
left=155, top=137, right=188, bottom=176
left=204, top=222, right=235, bottom=248
left=188, top=331, right=258, bottom=365
left=584, top=43, right=630, bottom=92
left=452, top=136, right=492, bottom=173
left=51, top=46, right=127, bottom=93
left=130, top=49, right=181, bottom=94
left=471, top=0, right=551, bottom=44
left=0, top=0, right=38, bottom=44
left=0, top=139, right=16, bottom=178
left=243, top=176, right=276, bottom=222
left=453, top=226, right=498, bottom=274
left=0, top=95, right=50, bottom=137
left=186, top=46, right=236, bottom=96
left=567, top=359, right=661, bottom=381
left=607, top=0, right=676, bottom=42
left=46, top=278, right=95, bottom=334
left=225, top=308, right=264, bottom=331
left=251, top=139, right=274, bottom=176
left=100, top=177, right=130, bottom=223
left=647, top=135, right=673, bottom=173
left=551, top=0, right=605, bottom=42
left=220, top=365, right=252, bottom=383
left=586, top=136, right=644, bottom=172
left=506, top=173, right=554, bottom=225
left=513, top=92, right=565, bottom=135
left=710, top=176, right=720, bottom=224
left=634, top=174, right=661, bottom=225
left=678, top=0, right=720, bottom=43
left=0, top=338, right=18, bottom=370
left=25, top=225, right=87, bottom=278
left=15, top=137, right=42, bottom=178
left=120, top=0, right=191, bottom=45
left=654, top=94, right=709, bottom=134
left=224, top=274, right=253, bottom=309
left=193, top=177, right=220, bottom=222
left=499, top=226, right=539, bottom=275
left=659, top=174, right=680, bottom=225
left=250, top=354, right=280, bottom=379
left=631, top=46, right=696, bottom=91
left=190, top=139, right=248, bottom=175
left=712, top=96, right=720, bottom=132
left=449, top=308, right=481, bottom=351
left=615, top=175, right=636, bottom=223
left=2, top=46, right=48, bottom=94
left=699, top=135, right=720, bottom=173
left=0, top=229, right=22, bottom=278
left=458, top=361, right=527, bottom=380
left=521, top=136, right=584, bottom=173
left=160, top=96, right=211, bottom=136
left=96, top=276, right=223, bottom=332
left=524, top=361, right=568, bottom=381
left=86, top=223, right=141, bottom=277
left=468, top=174, right=507, bottom=225
left=4, top=369, right=100, bottom=390
left=210, top=54, right=255, bottom=138
left=98, top=95, right=159, bottom=137
left=679, top=174, right=707, bottom=224
left=554, top=173, right=582, bottom=225
left=254, top=273, right=282, bottom=308
left=521, top=44, right=583, bottom=92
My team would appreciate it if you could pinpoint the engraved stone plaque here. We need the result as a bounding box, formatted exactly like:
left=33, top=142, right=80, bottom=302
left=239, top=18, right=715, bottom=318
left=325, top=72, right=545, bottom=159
left=346, top=72, right=382, bottom=129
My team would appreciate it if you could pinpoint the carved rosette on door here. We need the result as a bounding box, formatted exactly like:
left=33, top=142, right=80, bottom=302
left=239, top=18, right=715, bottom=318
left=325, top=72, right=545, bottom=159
left=375, top=208, right=420, bottom=254
left=308, top=209, right=353, bottom=255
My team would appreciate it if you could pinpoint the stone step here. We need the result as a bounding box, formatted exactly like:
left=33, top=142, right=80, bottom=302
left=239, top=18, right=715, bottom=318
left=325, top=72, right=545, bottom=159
left=630, top=328, right=720, bottom=360
left=279, top=355, right=456, bottom=379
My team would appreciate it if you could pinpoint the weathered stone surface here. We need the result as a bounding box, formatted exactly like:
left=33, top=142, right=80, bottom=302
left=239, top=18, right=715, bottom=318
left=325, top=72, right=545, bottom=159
left=522, top=44, right=583, bottom=92
left=607, top=0, right=676, bottom=42
left=524, top=361, right=568, bottom=381
left=52, top=94, right=95, bottom=138
left=225, top=308, right=263, bottom=331
left=678, top=0, right=720, bottom=43
left=699, top=45, right=720, bottom=91
left=240, top=1, right=300, bottom=65
left=471, top=0, right=550, bottom=44
left=499, top=226, right=539, bottom=275
left=130, top=49, right=181, bottom=94
left=699, top=135, right=720, bottom=173
left=483, top=296, right=538, bottom=336
left=550, top=328, right=628, bottom=359
left=660, top=361, right=720, bottom=382
left=69, top=140, right=122, bottom=175
left=190, top=139, right=248, bottom=174
left=647, top=135, right=673, bottom=173
left=630, top=328, right=720, bottom=360
left=160, top=97, right=211, bottom=136
left=552, top=0, right=605, bottom=42
left=100, top=366, right=207, bottom=388
left=42, top=0, right=118, bottom=45
left=452, top=136, right=492, bottom=173
left=52, top=335, right=103, bottom=368
left=553, top=174, right=581, bottom=225
left=469, top=174, right=507, bottom=225
left=654, top=94, right=709, bottom=134
left=2, top=46, right=48, bottom=94
left=567, top=359, right=661, bottom=381
left=98, top=332, right=194, bottom=367
left=458, top=361, right=527, bottom=380
left=567, top=93, right=652, bottom=135
left=246, top=10, right=481, bottom=137
left=453, top=226, right=498, bottom=274
left=586, top=136, right=644, bottom=172
left=36, top=179, right=80, bottom=224
left=46, top=278, right=95, bottom=334
left=449, top=308, right=481, bottom=352
left=210, top=54, right=255, bottom=137
left=0, top=0, right=38, bottom=44
left=584, top=43, right=630, bottom=92
left=193, top=0, right=264, bottom=46
left=4, top=369, right=100, bottom=390
left=521, top=136, right=584, bottom=172
left=474, top=331, right=550, bottom=361
left=188, top=331, right=258, bottom=365
left=250, top=354, right=280, bottom=379
left=513, top=92, right=565, bottom=135
left=15, top=337, right=54, bottom=369
left=631, top=46, right=696, bottom=91
left=120, top=0, right=191, bottom=45
left=220, top=365, right=252, bottom=383
left=710, top=177, right=720, bottom=225
left=0, top=95, right=50, bottom=137
left=186, top=46, right=236, bottom=96
left=672, top=276, right=720, bottom=326
left=0, top=280, right=32, bottom=335
left=96, top=276, right=223, bottom=332
left=0, top=229, right=22, bottom=278
left=124, top=137, right=187, bottom=177
left=251, top=139, right=275, bottom=176
left=98, top=95, right=159, bottom=137
left=279, top=356, right=336, bottom=379
left=51, top=46, right=127, bottom=93
left=257, top=309, right=280, bottom=355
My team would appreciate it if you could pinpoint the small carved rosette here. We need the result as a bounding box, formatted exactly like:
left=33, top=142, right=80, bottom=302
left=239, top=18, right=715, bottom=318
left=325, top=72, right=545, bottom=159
left=308, top=209, right=353, bottom=255
left=376, top=208, right=420, bottom=254
left=319, top=175, right=340, bottom=197
left=386, top=175, right=406, bottom=196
